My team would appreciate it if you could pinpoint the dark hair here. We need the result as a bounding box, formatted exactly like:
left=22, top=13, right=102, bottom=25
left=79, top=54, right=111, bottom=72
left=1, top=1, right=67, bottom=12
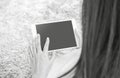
left=74, top=0, right=120, bottom=78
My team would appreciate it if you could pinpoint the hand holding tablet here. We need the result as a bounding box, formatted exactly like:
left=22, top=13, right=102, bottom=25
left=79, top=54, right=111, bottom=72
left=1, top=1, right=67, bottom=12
left=29, top=34, right=56, bottom=78
left=32, top=19, right=78, bottom=52
left=30, top=19, right=82, bottom=78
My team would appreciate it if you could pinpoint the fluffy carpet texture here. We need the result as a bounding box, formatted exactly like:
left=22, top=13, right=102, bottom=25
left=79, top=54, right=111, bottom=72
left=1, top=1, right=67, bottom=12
left=0, top=0, right=82, bottom=78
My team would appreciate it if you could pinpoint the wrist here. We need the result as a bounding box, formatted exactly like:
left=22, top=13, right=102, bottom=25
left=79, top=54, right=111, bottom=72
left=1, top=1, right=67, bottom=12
left=32, top=72, right=48, bottom=78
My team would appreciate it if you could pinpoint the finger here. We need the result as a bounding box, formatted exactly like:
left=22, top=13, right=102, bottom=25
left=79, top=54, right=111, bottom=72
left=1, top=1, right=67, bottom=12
left=28, top=45, right=33, bottom=66
left=36, top=34, right=44, bottom=71
left=31, top=38, right=38, bottom=73
left=28, top=44, right=36, bottom=74
left=34, top=37, right=37, bottom=54
left=43, top=37, right=50, bottom=52
left=36, top=34, right=42, bottom=53
left=29, top=41, right=34, bottom=58
left=35, top=36, right=39, bottom=71
left=35, top=36, right=42, bottom=72
left=31, top=39, right=36, bottom=56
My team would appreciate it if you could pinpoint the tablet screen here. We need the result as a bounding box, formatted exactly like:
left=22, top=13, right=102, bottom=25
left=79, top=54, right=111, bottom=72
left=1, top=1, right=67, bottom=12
left=36, top=20, right=77, bottom=51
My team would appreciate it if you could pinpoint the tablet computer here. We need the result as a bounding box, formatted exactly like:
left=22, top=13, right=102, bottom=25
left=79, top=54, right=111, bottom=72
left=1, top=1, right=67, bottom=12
left=31, top=19, right=77, bottom=51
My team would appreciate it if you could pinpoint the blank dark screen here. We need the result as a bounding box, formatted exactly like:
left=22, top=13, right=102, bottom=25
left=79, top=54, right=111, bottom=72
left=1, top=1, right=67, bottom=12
left=36, top=20, right=77, bottom=51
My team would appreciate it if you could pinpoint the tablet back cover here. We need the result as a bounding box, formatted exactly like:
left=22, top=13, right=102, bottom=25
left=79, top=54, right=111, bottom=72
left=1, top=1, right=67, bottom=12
left=36, top=20, right=77, bottom=50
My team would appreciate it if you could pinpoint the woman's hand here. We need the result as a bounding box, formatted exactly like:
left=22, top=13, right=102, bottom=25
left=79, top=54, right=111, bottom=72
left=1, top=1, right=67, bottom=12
left=47, top=29, right=82, bottom=78
left=28, top=34, right=55, bottom=78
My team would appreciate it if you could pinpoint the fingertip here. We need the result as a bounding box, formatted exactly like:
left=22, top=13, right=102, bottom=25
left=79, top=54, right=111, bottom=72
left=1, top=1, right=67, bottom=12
left=47, top=37, right=50, bottom=41
left=46, top=37, right=50, bottom=45
left=37, top=33, right=40, bottom=36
